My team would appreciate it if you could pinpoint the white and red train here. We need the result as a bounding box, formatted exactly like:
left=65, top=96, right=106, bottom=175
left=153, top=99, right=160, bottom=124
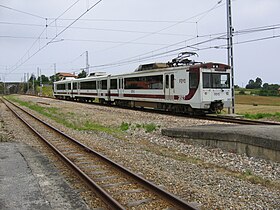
left=53, top=54, right=232, bottom=114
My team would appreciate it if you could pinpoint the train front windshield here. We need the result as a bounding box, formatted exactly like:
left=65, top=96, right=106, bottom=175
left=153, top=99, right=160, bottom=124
left=203, top=73, right=230, bottom=89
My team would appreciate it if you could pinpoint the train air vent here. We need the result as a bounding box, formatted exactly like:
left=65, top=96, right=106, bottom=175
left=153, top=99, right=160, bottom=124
left=135, top=63, right=168, bottom=72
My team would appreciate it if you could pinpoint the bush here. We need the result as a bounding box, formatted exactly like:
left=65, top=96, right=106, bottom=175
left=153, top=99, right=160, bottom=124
left=120, top=122, right=130, bottom=131
left=239, top=90, right=246, bottom=95
left=143, top=123, right=157, bottom=133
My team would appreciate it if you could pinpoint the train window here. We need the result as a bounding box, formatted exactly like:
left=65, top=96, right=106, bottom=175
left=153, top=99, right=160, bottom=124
left=80, top=81, right=96, bottom=89
left=203, top=73, right=211, bottom=88
left=125, top=75, right=163, bottom=89
left=148, top=75, right=163, bottom=89
left=101, top=80, right=107, bottom=90
left=110, top=79, right=117, bottom=89
left=165, top=75, right=169, bottom=88
left=220, top=74, right=229, bottom=88
left=189, top=73, right=198, bottom=88
left=171, top=74, right=174, bottom=89
left=203, top=73, right=230, bottom=89
left=57, top=84, right=66, bottom=90
left=73, top=82, right=77, bottom=90
left=67, top=83, right=71, bottom=90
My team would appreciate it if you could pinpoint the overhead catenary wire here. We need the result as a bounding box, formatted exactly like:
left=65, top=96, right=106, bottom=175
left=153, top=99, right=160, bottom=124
left=1, top=0, right=226, bottom=77
left=5, top=0, right=83, bottom=75
left=85, top=21, right=280, bottom=70
left=90, top=34, right=228, bottom=69
left=0, top=21, right=194, bottom=37
left=6, top=0, right=103, bottom=76
left=47, top=18, right=197, bottom=24
left=89, top=31, right=280, bottom=71
left=2, top=0, right=279, bottom=80
left=0, top=4, right=45, bottom=19
left=95, top=0, right=225, bottom=54
left=3, top=23, right=279, bottom=73
left=1, top=21, right=279, bottom=37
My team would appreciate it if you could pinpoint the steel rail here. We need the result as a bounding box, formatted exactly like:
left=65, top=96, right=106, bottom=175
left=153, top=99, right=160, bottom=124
left=33, top=94, right=280, bottom=126
left=2, top=97, right=198, bottom=210
left=2, top=98, right=125, bottom=210
left=196, top=115, right=280, bottom=125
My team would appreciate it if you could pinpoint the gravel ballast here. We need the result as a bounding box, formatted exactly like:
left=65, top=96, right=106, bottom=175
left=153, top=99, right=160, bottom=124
left=1, top=95, right=279, bottom=209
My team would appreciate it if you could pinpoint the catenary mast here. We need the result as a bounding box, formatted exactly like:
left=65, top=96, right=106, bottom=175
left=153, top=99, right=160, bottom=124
left=226, top=0, right=235, bottom=114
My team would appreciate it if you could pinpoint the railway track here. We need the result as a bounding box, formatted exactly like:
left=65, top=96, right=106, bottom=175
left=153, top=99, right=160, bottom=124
left=25, top=94, right=280, bottom=126
left=197, top=115, right=280, bottom=125
left=2, top=97, right=197, bottom=210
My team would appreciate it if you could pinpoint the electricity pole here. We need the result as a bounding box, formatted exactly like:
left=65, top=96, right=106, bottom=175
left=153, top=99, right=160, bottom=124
left=86, top=51, right=90, bottom=76
left=37, top=67, right=40, bottom=95
left=24, top=73, right=26, bottom=93
left=32, top=73, right=35, bottom=94
left=54, top=63, right=56, bottom=82
left=3, top=75, right=5, bottom=95
left=226, top=0, right=235, bottom=114
left=27, top=73, right=29, bottom=93
left=40, top=68, right=42, bottom=96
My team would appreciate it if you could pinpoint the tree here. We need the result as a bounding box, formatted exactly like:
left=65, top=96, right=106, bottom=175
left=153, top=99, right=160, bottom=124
left=245, top=77, right=262, bottom=89
left=28, top=74, right=36, bottom=83
left=263, top=83, right=269, bottom=89
left=259, top=83, right=280, bottom=96
left=49, top=74, right=59, bottom=83
left=255, top=77, right=262, bottom=88
left=245, top=79, right=256, bottom=89
left=78, top=70, right=87, bottom=78
left=37, top=75, right=49, bottom=84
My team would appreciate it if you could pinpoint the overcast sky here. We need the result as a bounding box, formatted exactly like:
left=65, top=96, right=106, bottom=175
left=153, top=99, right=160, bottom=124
left=0, top=0, right=280, bottom=86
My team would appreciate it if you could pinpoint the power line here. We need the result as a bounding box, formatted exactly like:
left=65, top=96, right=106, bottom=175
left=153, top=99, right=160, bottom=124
left=6, top=0, right=83, bottom=75
left=2, top=23, right=278, bottom=72
left=47, top=18, right=196, bottom=24
left=0, top=21, right=195, bottom=37
left=90, top=31, right=280, bottom=71
left=6, top=0, right=103, bottom=76
left=90, top=34, right=227, bottom=69
left=0, top=4, right=45, bottom=19
left=95, top=1, right=225, bottom=54
left=2, top=20, right=280, bottom=38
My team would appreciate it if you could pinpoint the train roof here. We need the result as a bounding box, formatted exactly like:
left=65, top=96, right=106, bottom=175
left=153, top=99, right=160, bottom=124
left=54, top=62, right=230, bottom=84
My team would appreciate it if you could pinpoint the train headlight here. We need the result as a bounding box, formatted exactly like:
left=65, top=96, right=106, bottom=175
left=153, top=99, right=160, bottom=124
left=226, top=92, right=229, bottom=95
left=204, top=104, right=210, bottom=108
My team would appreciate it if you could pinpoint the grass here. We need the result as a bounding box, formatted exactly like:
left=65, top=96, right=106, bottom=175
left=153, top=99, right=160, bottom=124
left=235, top=95, right=280, bottom=121
left=143, top=123, right=158, bottom=133
left=235, top=95, right=280, bottom=106
left=243, top=112, right=280, bottom=121
left=36, top=85, right=53, bottom=97
left=120, top=122, right=159, bottom=133
left=120, top=122, right=130, bottom=131
left=5, top=95, right=120, bottom=135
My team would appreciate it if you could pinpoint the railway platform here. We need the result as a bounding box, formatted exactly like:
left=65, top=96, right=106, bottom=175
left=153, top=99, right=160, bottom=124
left=0, top=142, right=90, bottom=210
left=162, top=125, right=280, bottom=162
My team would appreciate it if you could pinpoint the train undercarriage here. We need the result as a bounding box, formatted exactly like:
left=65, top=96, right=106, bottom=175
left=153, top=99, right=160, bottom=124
left=54, top=95, right=223, bottom=115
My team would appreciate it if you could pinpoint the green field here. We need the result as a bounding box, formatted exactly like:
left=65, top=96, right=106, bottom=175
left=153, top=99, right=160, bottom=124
left=38, top=85, right=53, bottom=97
left=235, top=95, right=280, bottom=106
left=235, top=95, right=280, bottom=121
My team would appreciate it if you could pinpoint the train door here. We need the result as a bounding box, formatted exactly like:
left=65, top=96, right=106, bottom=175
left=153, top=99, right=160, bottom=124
left=77, top=82, right=80, bottom=95
left=164, top=73, right=175, bottom=100
left=97, top=80, right=102, bottom=97
left=70, top=81, right=73, bottom=98
left=118, top=77, right=124, bottom=97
